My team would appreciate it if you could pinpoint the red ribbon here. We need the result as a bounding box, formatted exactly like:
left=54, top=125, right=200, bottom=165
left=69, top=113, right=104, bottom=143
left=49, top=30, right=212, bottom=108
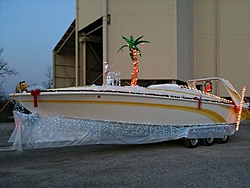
left=31, top=89, right=41, bottom=108
left=232, top=101, right=238, bottom=113
left=194, top=97, right=202, bottom=109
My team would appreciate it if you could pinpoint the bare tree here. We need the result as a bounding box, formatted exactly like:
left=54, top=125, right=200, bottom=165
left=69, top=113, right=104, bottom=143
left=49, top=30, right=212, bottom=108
left=0, top=48, right=18, bottom=79
left=42, top=64, right=53, bottom=89
left=0, top=48, right=18, bottom=98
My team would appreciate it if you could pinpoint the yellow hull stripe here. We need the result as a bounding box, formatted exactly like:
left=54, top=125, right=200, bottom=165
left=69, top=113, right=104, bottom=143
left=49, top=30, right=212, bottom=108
left=20, top=99, right=227, bottom=123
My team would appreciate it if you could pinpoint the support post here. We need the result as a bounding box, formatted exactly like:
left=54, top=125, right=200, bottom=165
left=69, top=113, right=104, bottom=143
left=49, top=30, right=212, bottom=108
left=103, top=0, right=108, bottom=85
left=75, top=0, right=79, bottom=86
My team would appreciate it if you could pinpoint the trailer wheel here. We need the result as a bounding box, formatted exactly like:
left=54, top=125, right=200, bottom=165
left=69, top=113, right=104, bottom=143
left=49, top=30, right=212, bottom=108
left=184, top=138, right=199, bottom=148
left=216, top=135, right=229, bottom=144
left=200, top=133, right=214, bottom=146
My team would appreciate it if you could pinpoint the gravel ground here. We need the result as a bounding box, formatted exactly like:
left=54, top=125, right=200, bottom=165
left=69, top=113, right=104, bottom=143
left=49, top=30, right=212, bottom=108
left=0, top=121, right=250, bottom=188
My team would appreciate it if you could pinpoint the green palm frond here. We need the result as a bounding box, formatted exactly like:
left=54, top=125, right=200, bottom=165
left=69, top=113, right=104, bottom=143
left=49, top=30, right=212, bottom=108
left=134, top=36, right=144, bottom=44
left=129, top=35, right=134, bottom=43
left=135, top=40, right=150, bottom=45
left=118, top=35, right=149, bottom=59
left=135, top=46, right=142, bottom=57
left=122, top=36, right=131, bottom=44
left=118, top=44, right=129, bottom=52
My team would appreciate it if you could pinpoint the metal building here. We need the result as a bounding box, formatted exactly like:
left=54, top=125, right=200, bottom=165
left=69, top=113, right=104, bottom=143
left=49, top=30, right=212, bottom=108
left=53, top=0, right=250, bottom=98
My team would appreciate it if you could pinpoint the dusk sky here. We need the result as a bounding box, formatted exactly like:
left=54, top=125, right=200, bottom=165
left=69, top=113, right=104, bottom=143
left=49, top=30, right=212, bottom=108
left=0, top=0, right=75, bottom=94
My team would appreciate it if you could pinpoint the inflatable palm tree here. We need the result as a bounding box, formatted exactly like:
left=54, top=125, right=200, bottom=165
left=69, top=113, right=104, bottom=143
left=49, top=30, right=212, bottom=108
left=118, top=36, right=149, bottom=86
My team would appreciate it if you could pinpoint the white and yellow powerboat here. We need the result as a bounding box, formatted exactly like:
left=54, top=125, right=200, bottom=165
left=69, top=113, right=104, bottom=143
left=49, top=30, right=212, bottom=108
left=9, top=77, right=248, bottom=149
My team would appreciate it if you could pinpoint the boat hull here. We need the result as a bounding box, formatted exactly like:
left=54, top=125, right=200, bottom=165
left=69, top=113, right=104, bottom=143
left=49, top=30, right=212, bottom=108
left=10, top=91, right=245, bottom=126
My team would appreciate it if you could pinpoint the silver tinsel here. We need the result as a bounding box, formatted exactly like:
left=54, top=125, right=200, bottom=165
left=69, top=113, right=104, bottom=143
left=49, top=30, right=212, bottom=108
left=9, top=111, right=236, bottom=151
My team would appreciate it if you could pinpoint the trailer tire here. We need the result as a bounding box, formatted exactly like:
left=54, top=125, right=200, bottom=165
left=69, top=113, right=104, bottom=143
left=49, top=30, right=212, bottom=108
left=184, top=137, right=199, bottom=148
left=216, top=135, right=229, bottom=144
left=200, top=133, right=214, bottom=146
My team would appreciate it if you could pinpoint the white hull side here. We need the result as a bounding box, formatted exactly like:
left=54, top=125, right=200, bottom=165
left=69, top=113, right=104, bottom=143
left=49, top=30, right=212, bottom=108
left=12, top=92, right=238, bottom=126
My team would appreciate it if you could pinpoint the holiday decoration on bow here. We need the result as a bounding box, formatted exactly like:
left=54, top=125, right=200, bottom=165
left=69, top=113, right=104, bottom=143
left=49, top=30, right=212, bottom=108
left=194, top=96, right=202, bottom=109
left=118, top=36, right=150, bottom=86
left=31, top=89, right=41, bottom=107
left=204, top=81, right=212, bottom=92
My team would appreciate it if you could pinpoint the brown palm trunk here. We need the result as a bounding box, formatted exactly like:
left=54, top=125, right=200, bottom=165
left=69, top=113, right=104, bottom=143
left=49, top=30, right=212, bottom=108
left=130, top=48, right=138, bottom=86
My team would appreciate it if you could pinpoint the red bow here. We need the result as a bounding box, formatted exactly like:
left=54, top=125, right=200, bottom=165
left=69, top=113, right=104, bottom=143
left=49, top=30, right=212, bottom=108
left=194, top=97, right=202, bottom=109
left=232, top=101, right=238, bottom=113
left=31, top=89, right=41, bottom=107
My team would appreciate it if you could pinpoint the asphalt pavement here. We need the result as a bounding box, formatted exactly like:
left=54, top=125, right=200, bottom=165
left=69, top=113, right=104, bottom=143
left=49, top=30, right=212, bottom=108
left=0, top=121, right=249, bottom=188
